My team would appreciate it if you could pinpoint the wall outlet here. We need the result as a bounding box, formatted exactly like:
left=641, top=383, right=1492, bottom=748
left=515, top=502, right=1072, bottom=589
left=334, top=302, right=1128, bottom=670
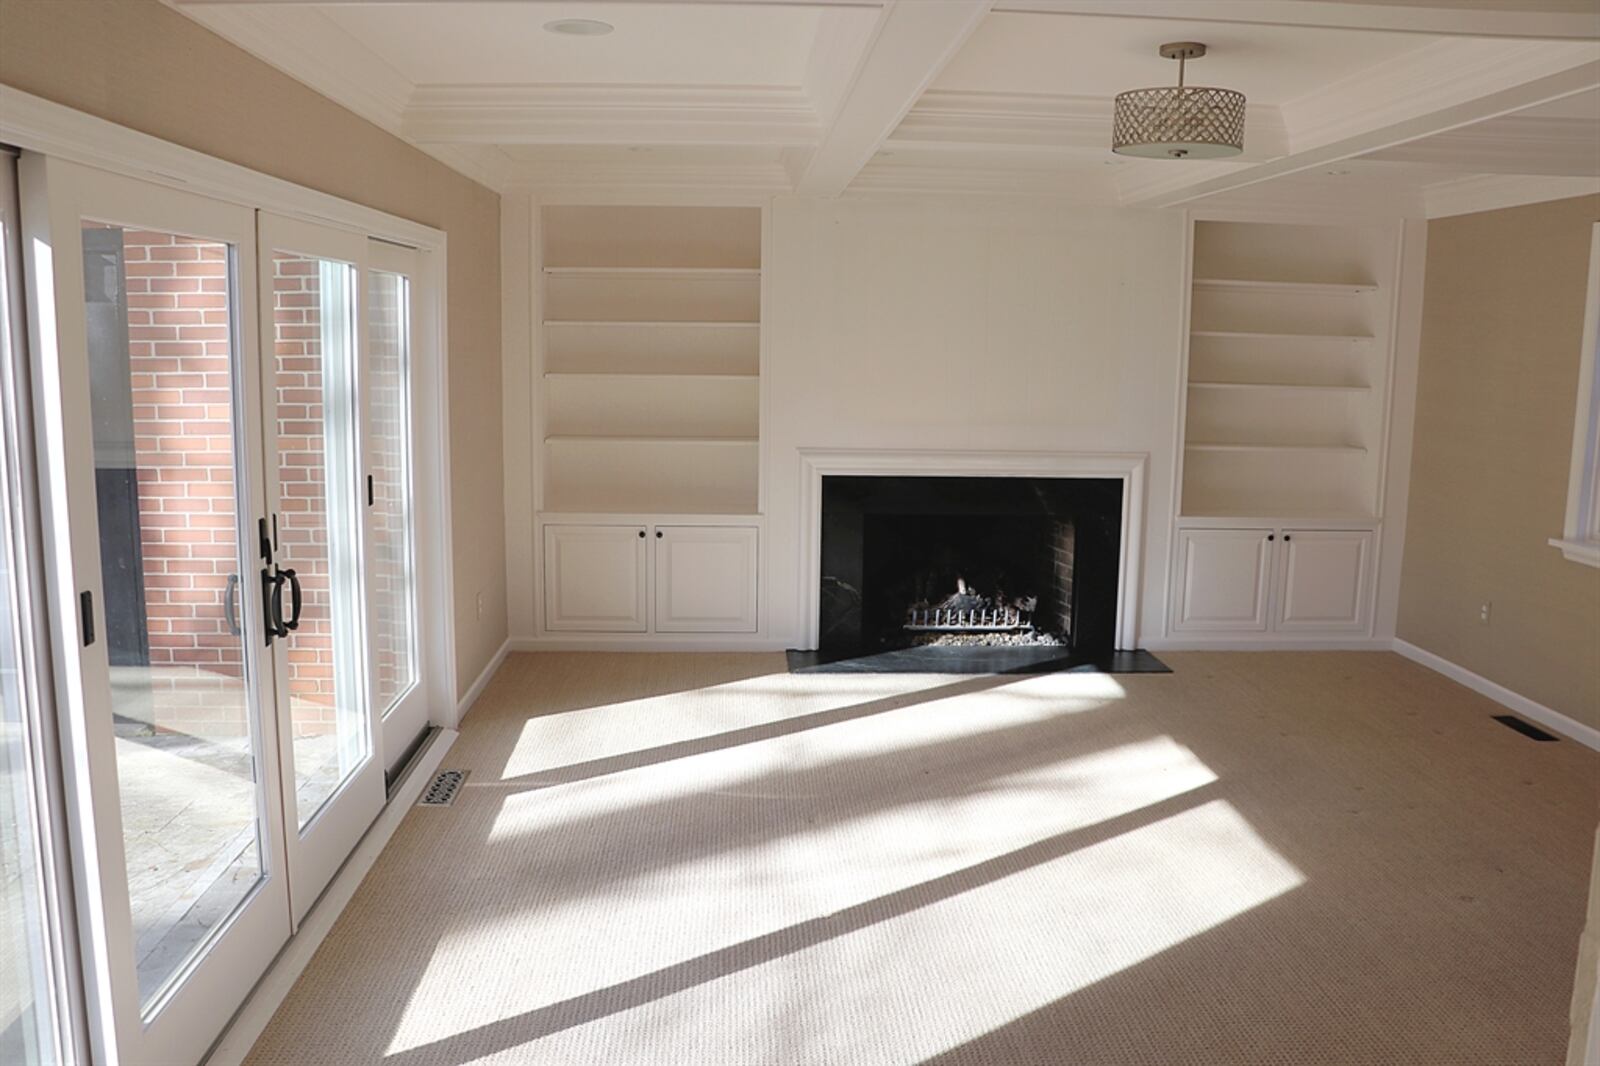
left=1479, top=601, right=1492, bottom=625
left=477, top=590, right=485, bottom=619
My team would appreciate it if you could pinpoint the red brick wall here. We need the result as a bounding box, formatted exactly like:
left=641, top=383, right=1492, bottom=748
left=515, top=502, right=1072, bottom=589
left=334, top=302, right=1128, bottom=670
left=119, top=228, right=246, bottom=736
left=271, top=254, right=338, bottom=738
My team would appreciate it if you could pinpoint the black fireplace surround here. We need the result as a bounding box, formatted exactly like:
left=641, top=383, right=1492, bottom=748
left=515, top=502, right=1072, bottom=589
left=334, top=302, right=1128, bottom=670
left=817, top=475, right=1124, bottom=659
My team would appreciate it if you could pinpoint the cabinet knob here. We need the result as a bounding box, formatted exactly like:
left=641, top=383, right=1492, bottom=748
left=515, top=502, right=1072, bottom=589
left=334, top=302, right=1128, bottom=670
left=1284, top=534, right=1292, bottom=542
left=638, top=529, right=645, bottom=539
left=1267, top=534, right=1275, bottom=542
left=656, top=530, right=663, bottom=539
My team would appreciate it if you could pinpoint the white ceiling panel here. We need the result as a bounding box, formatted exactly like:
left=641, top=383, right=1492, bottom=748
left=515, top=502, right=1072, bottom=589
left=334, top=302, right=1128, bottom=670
left=318, top=1, right=825, bottom=87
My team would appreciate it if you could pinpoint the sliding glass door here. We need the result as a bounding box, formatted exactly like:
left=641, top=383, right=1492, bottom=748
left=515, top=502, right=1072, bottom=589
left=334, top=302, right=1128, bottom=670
left=22, top=156, right=289, bottom=1066
left=257, top=215, right=384, bottom=925
left=17, top=160, right=434, bottom=1066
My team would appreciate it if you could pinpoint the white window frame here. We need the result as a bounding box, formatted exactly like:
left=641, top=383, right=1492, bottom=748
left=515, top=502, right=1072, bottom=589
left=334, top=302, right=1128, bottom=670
left=1552, top=221, right=1600, bottom=568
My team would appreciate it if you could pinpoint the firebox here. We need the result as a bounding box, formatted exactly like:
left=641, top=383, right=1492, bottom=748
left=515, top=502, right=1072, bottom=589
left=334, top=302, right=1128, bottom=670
left=818, top=476, right=1123, bottom=658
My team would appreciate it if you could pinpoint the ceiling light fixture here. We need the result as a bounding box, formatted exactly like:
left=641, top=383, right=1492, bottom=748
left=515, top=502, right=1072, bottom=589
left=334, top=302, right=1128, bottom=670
left=543, top=18, right=614, bottom=36
left=1112, top=42, right=1245, bottom=160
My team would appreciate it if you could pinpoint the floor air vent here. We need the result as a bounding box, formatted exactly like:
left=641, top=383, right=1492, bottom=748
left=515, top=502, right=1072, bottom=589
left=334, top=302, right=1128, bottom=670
left=1493, top=715, right=1558, bottom=742
left=418, top=769, right=468, bottom=806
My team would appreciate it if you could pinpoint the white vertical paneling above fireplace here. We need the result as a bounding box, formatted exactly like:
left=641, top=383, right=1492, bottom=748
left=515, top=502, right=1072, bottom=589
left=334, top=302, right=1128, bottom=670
left=763, top=198, right=1182, bottom=649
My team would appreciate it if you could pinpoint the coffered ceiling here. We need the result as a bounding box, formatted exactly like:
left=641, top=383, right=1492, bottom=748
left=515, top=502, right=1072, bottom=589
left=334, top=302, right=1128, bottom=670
left=165, top=0, right=1600, bottom=216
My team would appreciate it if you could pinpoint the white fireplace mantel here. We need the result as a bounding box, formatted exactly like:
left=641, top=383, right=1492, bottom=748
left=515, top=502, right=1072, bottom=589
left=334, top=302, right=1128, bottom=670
left=795, top=449, right=1149, bottom=651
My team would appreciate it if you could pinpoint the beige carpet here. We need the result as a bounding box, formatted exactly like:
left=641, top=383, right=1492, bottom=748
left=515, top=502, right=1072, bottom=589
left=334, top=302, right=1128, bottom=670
left=242, top=651, right=1599, bottom=1065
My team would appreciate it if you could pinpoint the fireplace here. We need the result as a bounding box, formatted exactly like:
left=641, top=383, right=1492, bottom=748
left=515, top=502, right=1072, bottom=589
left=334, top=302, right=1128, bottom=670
left=817, top=475, right=1124, bottom=657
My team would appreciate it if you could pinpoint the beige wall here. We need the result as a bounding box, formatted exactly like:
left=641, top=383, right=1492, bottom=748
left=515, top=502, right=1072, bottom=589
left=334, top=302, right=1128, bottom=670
left=1399, top=194, right=1600, bottom=731
left=0, top=0, right=507, bottom=701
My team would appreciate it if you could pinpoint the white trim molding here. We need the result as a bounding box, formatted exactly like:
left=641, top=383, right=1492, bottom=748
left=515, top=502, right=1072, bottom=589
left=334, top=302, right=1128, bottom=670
left=795, top=448, right=1147, bottom=651
left=1425, top=174, right=1600, bottom=220
left=1393, top=639, right=1600, bottom=751
left=1553, top=221, right=1600, bottom=568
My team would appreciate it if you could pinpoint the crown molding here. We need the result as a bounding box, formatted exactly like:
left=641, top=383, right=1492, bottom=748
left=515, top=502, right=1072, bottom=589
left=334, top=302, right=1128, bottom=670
left=890, top=90, right=1290, bottom=159
left=1283, top=38, right=1600, bottom=151
left=847, top=157, right=1119, bottom=200
left=993, top=1, right=1600, bottom=41
left=1364, top=116, right=1600, bottom=176
left=1423, top=173, right=1600, bottom=218
left=402, top=84, right=821, bottom=146
left=164, top=0, right=513, bottom=191
left=1122, top=46, right=1600, bottom=207
left=504, top=156, right=794, bottom=204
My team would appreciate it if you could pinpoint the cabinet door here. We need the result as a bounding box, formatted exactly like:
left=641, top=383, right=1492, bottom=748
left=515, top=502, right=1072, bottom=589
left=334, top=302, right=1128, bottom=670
left=1172, top=528, right=1274, bottom=632
left=654, top=526, right=758, bottom=633
left=543, top=524, right=648, bottom=632
left=1275, top=529, right=1372, bottom=632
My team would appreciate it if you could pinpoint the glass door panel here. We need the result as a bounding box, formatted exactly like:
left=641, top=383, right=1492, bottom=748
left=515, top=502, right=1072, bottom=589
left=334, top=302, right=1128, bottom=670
left=21, top=155, right=288, bottom=1066
left=268, top=251, right=366, bottom=832
left=258, top=214, right=382, bottom=927
left=366, top=241, right=427, bottom=772
left=82, top=223, right=267, bottom=1007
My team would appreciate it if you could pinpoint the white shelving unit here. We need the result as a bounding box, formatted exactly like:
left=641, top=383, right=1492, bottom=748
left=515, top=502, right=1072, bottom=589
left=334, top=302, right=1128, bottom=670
left=540, top=205, right=762, bottom=515
left=1180, top=220, right=1395, bottom=521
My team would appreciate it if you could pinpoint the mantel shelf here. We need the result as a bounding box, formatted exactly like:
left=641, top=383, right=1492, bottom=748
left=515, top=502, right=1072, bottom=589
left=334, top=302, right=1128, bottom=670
left=544, top=320, right=760, bottom=329
left=1186, top=442, right=1368, bottom=455
left=546, top=435, right=758, bottom=446
left=543, top=266, right=760, bottom=277
left=1188, top=381, right=1370, bottom=393
left=1191, top=329, right=1374, bottom=343
left=544, top=371, right=758, bottom=381
left=1192, top=277, right=1378, bottom=296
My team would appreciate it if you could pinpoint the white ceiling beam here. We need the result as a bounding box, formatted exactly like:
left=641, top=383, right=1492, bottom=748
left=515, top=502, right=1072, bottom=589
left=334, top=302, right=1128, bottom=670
left=1119, top=39, right=1600, bottom=208
left=992, top=1, right=1600, bottom=41
left=794, top=0, right=993, bottom=197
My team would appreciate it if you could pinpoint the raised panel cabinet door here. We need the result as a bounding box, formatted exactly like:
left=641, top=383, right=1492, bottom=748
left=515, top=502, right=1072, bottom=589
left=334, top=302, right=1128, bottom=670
left=543, top=524, right=648, bottom=632
left=1172, top=528, right=1274, bottom=632
left=654, top=526, right=758, bottom=633
left=1275, top=529, right=1373, bottom=632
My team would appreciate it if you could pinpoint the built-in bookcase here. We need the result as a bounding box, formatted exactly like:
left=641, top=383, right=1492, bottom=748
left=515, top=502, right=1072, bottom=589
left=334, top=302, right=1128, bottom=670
left=1181, top=220, right=1395, bottom=519
left=541, top=206, right=761, bottom=514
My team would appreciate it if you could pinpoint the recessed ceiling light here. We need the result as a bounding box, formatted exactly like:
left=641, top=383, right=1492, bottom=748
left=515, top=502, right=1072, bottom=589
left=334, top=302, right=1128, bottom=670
left=543, top=18, right=614, bottom=36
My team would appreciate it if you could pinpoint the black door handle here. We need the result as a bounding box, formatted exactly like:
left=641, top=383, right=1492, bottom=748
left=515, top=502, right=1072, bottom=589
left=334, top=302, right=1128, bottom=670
left=224, top=573, right=242, bottom=637
left=282, top=568, right=304, bottom=631
left=262, top=568, right=281, bottom=644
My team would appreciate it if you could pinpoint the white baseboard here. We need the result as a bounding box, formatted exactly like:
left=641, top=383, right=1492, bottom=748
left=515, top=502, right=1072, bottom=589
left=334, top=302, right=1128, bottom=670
left=203, top=727, right=458, bottom=1066
left=1142, top=637, right=1395, bottom=652
left=455, top=638, right=510, bottom=722
left=1392, top=638, right=1600, bottom=751
left=507, top=636, right=790, bottom=654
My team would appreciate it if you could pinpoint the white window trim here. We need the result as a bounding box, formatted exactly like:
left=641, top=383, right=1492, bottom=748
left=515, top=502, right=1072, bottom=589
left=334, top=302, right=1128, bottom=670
left=1552, top=222, right=1600, bottom=568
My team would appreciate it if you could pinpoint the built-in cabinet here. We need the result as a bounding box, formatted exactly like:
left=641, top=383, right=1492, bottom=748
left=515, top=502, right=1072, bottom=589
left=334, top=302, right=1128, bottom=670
left=1169, top=216, right=1399, bottom=642
left=535, top=205, right=765, bottom=640
left=1172, top=526, right=1373, bottom=636
left=543, top=523, right=759, bottom=635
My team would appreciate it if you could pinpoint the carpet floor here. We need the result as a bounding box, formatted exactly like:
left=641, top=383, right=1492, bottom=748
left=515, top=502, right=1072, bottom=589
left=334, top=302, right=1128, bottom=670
left=242, top=651, right=1599, bottom=1065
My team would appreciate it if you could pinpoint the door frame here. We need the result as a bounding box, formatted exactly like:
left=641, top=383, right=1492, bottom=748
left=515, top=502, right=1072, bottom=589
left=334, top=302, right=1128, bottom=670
left=20, top=152, right=292, bottom=1066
